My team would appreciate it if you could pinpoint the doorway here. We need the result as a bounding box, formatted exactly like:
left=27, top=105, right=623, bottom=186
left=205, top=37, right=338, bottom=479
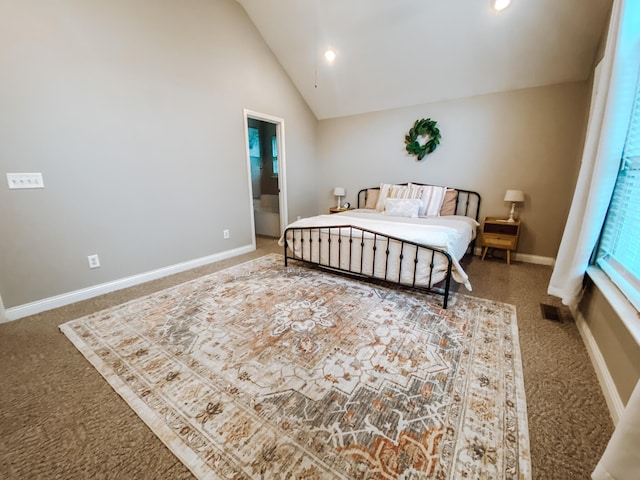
left=243, top=110, right=287, bottom=240
left=0, top=293, right=5, bottom=323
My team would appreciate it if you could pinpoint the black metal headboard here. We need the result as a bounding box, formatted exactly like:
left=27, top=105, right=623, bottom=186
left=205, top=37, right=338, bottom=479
left=357, top=182, right=481, bottom=222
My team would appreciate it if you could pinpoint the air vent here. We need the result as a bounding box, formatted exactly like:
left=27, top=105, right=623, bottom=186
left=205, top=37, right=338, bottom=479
left=540, top=303, right=562, bottom=322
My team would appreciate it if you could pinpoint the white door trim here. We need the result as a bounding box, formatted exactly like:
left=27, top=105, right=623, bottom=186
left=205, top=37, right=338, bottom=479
left=0, top=293, right=6, bottom=323
left=243, top=109, right=288, bottom=238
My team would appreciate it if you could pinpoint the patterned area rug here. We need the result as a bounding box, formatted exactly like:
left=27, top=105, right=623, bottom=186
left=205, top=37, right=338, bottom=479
left=60, top=254, right=530, bottom=479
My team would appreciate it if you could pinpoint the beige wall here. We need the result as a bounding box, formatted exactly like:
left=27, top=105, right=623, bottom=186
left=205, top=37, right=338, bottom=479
left=579, top=279, right=640, bottom=406
left=0, top=0, right=318, bottom=308
left=317, top=82, right=590, bottom=259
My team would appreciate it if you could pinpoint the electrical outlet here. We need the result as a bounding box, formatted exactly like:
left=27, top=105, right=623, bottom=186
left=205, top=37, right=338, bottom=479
left=87, top=254, right=100, bottom=269
left=223, top=229, right=230, bottom=239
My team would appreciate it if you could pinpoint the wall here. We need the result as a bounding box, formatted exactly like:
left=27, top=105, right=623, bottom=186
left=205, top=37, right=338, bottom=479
left=0, top=0, right=318, bottom=309
left=578, top=276, right=640, bottom=412
left=317, top=82, right=589, bottom=259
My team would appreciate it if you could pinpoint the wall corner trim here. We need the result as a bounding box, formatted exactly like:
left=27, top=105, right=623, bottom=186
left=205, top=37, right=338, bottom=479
left=572, top=304, right=625, bottom=425
left=2, top=244, right=255, bottom=323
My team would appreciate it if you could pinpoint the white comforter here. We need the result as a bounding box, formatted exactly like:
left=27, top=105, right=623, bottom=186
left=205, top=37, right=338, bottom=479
left=279, top=209, right=478, bottom=290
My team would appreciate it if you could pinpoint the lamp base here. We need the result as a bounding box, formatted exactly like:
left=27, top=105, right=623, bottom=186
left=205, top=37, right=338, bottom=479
left=506, top=202, right=516, bottom=222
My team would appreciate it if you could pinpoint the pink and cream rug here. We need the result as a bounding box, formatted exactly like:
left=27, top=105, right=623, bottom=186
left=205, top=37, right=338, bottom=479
left=60, top=254, right=530, bottom=479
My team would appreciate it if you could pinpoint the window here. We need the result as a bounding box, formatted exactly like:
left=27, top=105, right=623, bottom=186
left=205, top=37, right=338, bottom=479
left=272, top=135, right=279, bottom=175
left=596, top=70, right=640, bottom=311
left=248, top=127, right=261, bottom=157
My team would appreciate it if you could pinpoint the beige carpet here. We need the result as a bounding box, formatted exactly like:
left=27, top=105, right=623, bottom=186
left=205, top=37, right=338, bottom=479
left=0, top=238, right=613, bottom=479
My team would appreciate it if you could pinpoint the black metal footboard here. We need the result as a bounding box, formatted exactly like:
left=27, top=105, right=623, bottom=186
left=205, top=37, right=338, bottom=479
left=283, top=225, right=454, bottom=308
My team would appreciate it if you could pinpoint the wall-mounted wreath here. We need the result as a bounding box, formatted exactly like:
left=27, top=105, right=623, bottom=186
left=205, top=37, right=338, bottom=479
left=404, top=118, right=441, bottom=160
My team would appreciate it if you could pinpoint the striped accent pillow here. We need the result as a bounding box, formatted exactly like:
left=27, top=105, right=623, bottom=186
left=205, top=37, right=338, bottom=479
left=408, top=183, right=447, bottom=216
left=375, top=183, right=411, bottom=211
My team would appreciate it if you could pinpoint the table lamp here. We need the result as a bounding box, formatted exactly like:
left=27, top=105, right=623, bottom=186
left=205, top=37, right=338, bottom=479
left=334, top=187, right=346, bottom=209
left=504, top=189, right=525, bottom=222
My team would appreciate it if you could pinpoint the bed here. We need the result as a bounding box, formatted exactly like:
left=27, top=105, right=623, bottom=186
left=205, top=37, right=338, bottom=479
left=279, top=182, right=481, bottom=308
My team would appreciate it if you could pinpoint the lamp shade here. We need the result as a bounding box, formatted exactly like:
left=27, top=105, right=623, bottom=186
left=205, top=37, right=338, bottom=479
left=504, top=189, right=525, bottom=203
left=333, top=187, right=346, bottom=197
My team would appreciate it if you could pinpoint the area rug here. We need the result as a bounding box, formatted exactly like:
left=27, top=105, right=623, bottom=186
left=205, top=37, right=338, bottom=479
left=60, top=254, right=530, bottom=479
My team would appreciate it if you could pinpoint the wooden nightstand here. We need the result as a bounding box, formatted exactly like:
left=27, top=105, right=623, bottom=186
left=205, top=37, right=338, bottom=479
left=481, top=217, right=521, bottom=265
left=329, top=207, right=352, bottom=214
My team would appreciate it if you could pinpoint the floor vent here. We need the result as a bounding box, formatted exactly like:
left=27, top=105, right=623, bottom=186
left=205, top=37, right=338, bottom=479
left=540, top=303, right=562, bottom=322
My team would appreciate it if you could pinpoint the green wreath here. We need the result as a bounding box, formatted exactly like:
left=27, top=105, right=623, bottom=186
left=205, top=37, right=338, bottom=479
left=404, top=118, right=441, bottom=160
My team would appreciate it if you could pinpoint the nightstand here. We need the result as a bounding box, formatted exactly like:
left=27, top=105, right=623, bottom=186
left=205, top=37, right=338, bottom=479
left=481, top=217, right=521, bottom=265
left=329, top=207, right=352, bottom=214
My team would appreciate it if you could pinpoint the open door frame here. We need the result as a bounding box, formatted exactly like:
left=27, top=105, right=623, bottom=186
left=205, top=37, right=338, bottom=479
left=0, top=293, right=6, bottom=323
left=242, top=109, right=288, bottom=243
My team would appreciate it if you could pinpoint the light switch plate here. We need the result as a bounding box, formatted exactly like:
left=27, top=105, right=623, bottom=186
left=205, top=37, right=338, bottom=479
left=7, top=173, right=44, bottom=189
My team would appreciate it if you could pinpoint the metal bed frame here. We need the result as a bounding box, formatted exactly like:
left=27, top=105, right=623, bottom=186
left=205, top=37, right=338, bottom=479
left=283, top=183, right=481, bottom=309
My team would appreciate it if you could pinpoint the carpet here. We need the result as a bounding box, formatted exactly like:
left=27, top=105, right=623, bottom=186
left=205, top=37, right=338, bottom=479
left=60, top=254, right=530, bottom=479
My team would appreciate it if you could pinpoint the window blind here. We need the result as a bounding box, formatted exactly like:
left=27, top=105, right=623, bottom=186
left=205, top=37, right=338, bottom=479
left=596, top=69, right=640, bottom=311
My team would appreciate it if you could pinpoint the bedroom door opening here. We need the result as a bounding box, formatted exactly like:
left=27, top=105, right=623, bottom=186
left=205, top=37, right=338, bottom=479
left=243, top=110, right=288, bottom=240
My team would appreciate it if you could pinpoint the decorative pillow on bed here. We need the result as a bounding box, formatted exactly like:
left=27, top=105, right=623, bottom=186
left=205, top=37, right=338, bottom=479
left=440, top=189, right=459, bottom=216
left=408, top=183, right=447, bottom=217
left=375, top=183, right=410, bottom=211
left=375, top=184, right=392, bottom=211
left=390, top=184, right=411, bottom=198
left=364, top=189, right=379, bottom=209
left=383, top=198, right=421, bottom=218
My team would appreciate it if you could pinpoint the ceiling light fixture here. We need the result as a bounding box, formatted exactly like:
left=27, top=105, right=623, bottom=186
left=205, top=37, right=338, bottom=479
left=324, top=49, right=336, bottom=63
left=492, top=0, right=511, bottom=12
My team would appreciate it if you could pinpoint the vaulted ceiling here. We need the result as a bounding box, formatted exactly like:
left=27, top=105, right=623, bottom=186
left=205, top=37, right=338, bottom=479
left=236, top=0, right=612, bottom=119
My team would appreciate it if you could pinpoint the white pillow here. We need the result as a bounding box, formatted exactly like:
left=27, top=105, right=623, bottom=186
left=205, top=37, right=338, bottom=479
left=408, top=183, right=447, bottom=216
left=389, top=184, right=411, bottom=199
left=383, top=198, right=421, bottom=218
left=375, top=183, right=393, bottom=211
left=375, top=183, right=411, bottom=211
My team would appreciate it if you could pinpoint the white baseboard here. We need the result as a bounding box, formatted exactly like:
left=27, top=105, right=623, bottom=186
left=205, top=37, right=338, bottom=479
left=3, top=244, right=255, bottom=323
left=472, top=247, right=555, bottom=266
left=513, top=252, right=555, bottom=266
left=571, top=305, right=625, bottom=425
left=1, top=245, right=555, bottom=321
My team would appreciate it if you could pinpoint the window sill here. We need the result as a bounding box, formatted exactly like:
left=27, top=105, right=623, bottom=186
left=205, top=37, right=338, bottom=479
left=587, top=266, right=640, bottom=346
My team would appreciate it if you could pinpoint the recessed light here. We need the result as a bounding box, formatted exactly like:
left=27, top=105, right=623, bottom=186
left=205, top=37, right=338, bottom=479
left=324, top=49, right=336, bottom=63
left=492, top=0, right=511, bottom=12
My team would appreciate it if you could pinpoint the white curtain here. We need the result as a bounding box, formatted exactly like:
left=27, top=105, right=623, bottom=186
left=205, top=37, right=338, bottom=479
left=592, top=380, right=640, bottom=480
left=548, top=0, right=639, bottom=306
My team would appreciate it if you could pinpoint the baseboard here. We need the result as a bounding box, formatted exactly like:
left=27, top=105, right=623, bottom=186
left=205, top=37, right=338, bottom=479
left=472, top=247, right=555, bottom=266
left=571, top=305, right=625, bottom=425
left=3, top=244, right=256, bottom=323
left=513, top=252, right=555, bottom=266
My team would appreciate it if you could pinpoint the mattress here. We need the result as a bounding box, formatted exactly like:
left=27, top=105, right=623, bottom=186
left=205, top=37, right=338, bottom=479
left=279, top=209, right=478, bottom=290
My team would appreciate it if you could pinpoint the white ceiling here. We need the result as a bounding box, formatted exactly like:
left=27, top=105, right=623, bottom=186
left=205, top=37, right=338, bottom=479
left=236, top=0, right=612, bottom=120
